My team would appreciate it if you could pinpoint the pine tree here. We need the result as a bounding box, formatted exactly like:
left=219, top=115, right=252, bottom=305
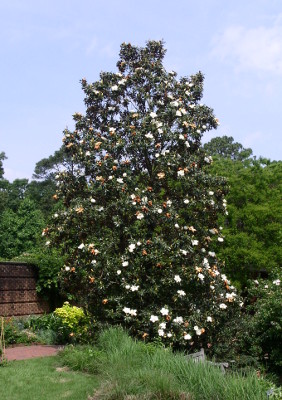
left=46, top=41, right=240, bottom=349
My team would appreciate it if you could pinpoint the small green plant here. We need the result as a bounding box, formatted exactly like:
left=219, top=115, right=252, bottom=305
left=2, top=317, right=36, bottom=345
left=53, top=302, right=92, bottom=344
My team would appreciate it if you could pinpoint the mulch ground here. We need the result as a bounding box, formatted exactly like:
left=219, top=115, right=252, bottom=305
left=3, top=345, right=63, bottom=361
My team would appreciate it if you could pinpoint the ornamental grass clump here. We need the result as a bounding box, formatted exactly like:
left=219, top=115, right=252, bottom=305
left=46, top=40, right=241, bottom=351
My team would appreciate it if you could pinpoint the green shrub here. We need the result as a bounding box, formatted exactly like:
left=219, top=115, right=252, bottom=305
left=2, top=317, right=37, bottom=345
left=53, top=302, right=93, bottom=344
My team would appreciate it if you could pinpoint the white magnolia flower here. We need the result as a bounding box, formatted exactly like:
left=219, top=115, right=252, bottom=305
left=158, top=128, right=163, bottom=134
left=180, top=249, right=188, bottom=255
left=90, top=198, right=96, bottom=203
left=85, top=151, right=91, bottom=156
left=174, top=275, right=181, bottom=283
left=159, top=322, right=166, bottom=329
left=54, top=213, right=58, bottom=218
left=184, top=334, right=192, bottom=340
left=176, top=110, right=182, bottom=116
left=118, top=78, right=126, bottom=85
left=158, top=329, right=165, bottom=336
left=207, top=316, right=212, bottom=322
left=78, top=243, right=85, bottom=249
left=108, top=175, right=113, bottom=180
left=137, top=213, right=144, bottom=220
left=167, top=332, right=172, bottom=338
left=123, top=173, right=127, bottom=177
left=65, top=266, right=70, bottom=271
left=218, top=237, right=224, bottom=242
left=185, top=141, right=190, bottom=148
left=179, top=134, right=185, bottom=140
left=184, top=199, right=189, bottom=204
left=219, top=303, right=227, bottom=310
left=130, top=285, right=139, bottom=292
left=226, top=292, right=236, bottom=300
left=198, top=273, right=205, bottom=281
left=145, top=133, right=154, bottom=139
left=150, top=112, right=157, bottom=118
left=157, top=209, right=163, bottom=213
left=150, top=315, right=159, bottom=323
left=173, top=316, right=183, bottom=324
left=177, top=290, right=186, bottom=297
left=160, top=307, right=169, bottom=316
left=128, top=244, right=136, bottom=252
left=175, top=224, right=180, bottom=229
left=125, top=284, right=130, bottom=289
left=111, top=85, right=118, bottom=91
left=123, top=307, right=137, bottom=316
left=117, top=270, right=121, bottom=275
left=122, top=261, right=129, bottom=267
left=191, top=240, right=199, bottom=246
left=209, top=191, right=214, bottom=195
left=208, top=251, right=216, bottom=257
left=170, top=100, right=179, bottom=107
left=117, top=178, right=124, bottom=184
left=137, top=241, right=142, bottom=246
left=177, top=170, right=185, bottom=177
left=196, top=329, right=202, bottom=336
left=166, top=200, right=172, bottom=207
left=273, top=279, right=280, bottom=286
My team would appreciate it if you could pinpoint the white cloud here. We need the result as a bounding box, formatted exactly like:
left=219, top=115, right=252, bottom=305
left=211, top=18, right=282, bottom=75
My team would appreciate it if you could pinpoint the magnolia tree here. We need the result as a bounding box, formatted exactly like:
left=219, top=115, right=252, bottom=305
left=46, top=41, right=241, bottom=349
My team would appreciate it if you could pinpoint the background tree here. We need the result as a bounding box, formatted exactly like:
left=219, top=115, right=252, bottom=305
left=0, top=197, right=45, bottom=259
left=0, top=151, right=7, bottom=179
left=203, top=135, right=253, bottom=161
left=204, top=137, right=282, bottom=288
left=46, top=40, right=240, bottom=349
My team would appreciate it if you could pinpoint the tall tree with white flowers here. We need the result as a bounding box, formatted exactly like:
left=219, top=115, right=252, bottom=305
left=46, top=41, right=240, bottom=349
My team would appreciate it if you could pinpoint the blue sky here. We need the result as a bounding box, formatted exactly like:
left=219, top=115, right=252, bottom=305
left=1, top=0, right=281, bottom=181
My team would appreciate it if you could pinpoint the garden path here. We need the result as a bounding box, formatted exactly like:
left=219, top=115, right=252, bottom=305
left=4, top=345, right=63, bottom=361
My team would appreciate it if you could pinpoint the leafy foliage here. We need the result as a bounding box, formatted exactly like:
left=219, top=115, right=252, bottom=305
left=46, top=40, right=241, bottom=349
left=0, top=151, right=7, bottom=179
left=205, top=151, right=282, bottom=288
left=203, top=135, right=253, bottom=161
left=0, top=197, right=45, bottom=259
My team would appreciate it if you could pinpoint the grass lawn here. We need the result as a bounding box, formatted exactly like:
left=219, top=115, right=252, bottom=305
left=0, top=356, right=99, bottom=400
